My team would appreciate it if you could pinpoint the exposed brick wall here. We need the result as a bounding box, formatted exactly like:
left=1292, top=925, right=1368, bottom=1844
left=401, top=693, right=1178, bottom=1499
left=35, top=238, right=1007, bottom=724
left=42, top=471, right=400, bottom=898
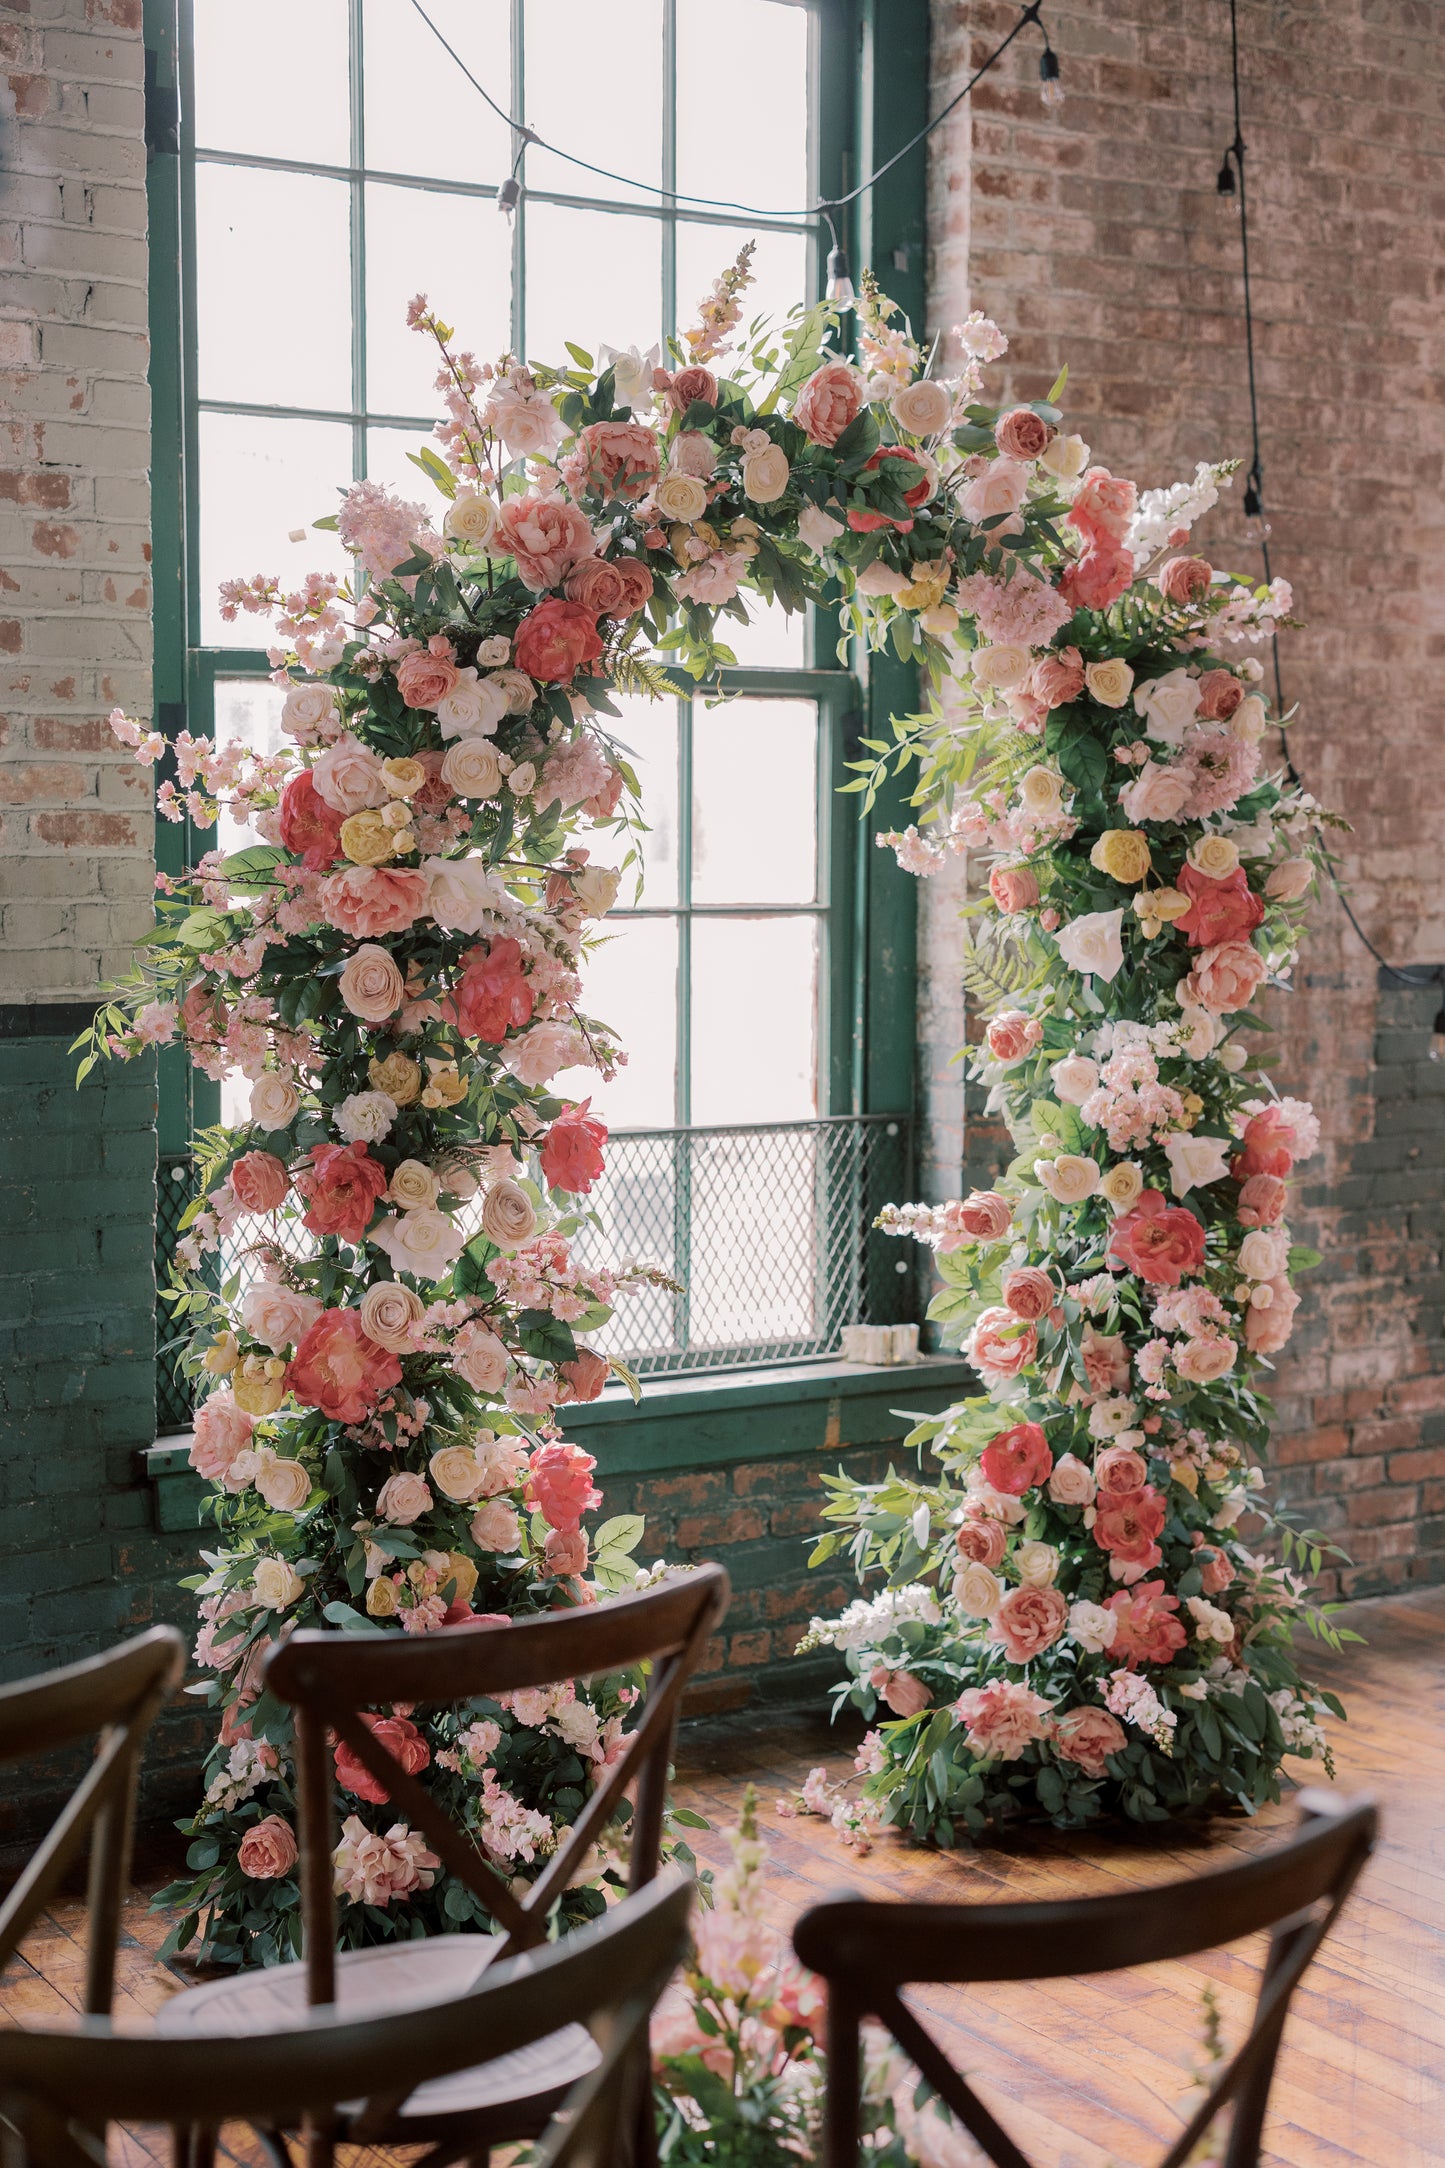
left=924, top=0, right=1445, bottom=1593
left=0, top=0, right=154, bottom=1003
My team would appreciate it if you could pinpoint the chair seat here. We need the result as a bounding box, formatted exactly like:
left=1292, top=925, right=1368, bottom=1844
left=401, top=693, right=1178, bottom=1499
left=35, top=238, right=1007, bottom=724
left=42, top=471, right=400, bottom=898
left=154, top=1934, right=600, bottom=2126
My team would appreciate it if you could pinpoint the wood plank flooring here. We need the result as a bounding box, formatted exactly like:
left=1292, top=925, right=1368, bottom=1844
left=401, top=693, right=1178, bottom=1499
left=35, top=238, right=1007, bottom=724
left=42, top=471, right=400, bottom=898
left=2, top=1586, right=1440, bottom=2165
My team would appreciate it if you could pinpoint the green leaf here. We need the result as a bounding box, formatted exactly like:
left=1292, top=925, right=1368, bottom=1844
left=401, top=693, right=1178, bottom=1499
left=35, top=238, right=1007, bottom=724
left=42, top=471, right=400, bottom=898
left=1057, top=734, right=1108, bottom=793
left=592, top=1514, right=645, bottom=1554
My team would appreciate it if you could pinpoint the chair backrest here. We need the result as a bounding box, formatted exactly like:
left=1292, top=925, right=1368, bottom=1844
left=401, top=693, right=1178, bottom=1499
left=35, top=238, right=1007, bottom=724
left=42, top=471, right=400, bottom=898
left=793, top=1788, right=1377, bottom=2168
left=0, top=1866, right=693, bottom=2168
left=265, top=1562, right=729, bottom=2001
left=0, top=1625, right=185, bottom=2017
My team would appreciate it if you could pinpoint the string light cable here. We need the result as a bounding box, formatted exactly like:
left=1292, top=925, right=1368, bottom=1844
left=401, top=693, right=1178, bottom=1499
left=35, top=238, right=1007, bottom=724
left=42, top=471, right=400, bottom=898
left=1218, top=0, right=1436, bottom=1000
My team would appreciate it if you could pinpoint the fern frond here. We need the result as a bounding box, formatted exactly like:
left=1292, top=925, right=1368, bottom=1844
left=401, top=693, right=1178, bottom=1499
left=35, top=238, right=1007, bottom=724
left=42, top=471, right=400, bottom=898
left=958, top=917, right=1050, bottom=1010
left=611, top=648, right=674, bottom=702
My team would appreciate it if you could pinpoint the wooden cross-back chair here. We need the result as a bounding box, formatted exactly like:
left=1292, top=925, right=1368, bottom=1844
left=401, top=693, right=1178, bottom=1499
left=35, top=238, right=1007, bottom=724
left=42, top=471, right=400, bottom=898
left=0, top=1866, right=694, bottom=2168
left=154, top=1566, right=728, bottom=2164
left=0, top=1626, right=185, bottom=2018
left=793, top=1789, right=1377, bottom=2168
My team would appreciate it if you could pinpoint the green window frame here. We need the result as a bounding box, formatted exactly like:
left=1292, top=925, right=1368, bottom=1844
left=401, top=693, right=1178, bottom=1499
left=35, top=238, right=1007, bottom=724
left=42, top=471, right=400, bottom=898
left=144, top=0, right=928, bottom=1409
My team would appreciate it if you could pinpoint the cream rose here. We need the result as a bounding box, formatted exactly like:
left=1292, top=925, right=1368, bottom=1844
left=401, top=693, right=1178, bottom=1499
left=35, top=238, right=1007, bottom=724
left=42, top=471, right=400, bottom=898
left=796, top=503, right=844, bottom=552
left=1187, top=834, right=1241, bottom=879
left=971, top=643, right=1032, bottom=693
left=1119, top=761, right=1193, bottom=825
left=1018, top=765, right=1065, bottom=819
left=1266, top=857, right=1313, bottom=903
left=254, top=1453, right=312, bottom=1514
left=371, top=1207, right=464, bottom=1281
left=480, top=1178, right=537, bottom=1250
left=441, top=739, right=505, bottom=798
left=451, top=1322, right=510, bottom=1392
left=855, top=561, right=911, bottom=597
left=1238, top=1227, right=1290, bottom=1280
left=573, top=865, right=621, bottom=917
left=1230, top=693, right=1268, bottom=742
left=375, top=1470, right=432, bottom=1526
left=281, top=682, right=338, bottom=742
left=1100, top=1161, right=1144, bottom=1211
left=958, top=459, right=1028, bottom=523
left=655, top=471, right=709, bottom=523
left=1040, top=431, right=1090, bottom=481
left=312, top=736, right=389, bottom=816
left=953, top=1563, right=1004, bottom=1618
left=471, top=1499, right=522, bottom=1551
left=1054, top=908, right=1125, bottom=983
left=253, top=1557, right=304, bottom=1610
left=388, top=1159, right=440, bottom=1211
left=338, top=944, right=404, bottom=1023
left=444, top=492, right=501, bottom=548
left=741, top=444, right=790, bottom=502
left=422, top=855, right=504, bottom=935
left=1035, top=1154, right=1102, bottom=1206
left=358, top=1281, right=425, bottom=1353
left=1084, top=657, right=1134, bottom=707
left=1133, top=668, right=1202, bottom=747
left=240, top=1281, right=324, bottom=1355
left=490, top=668, right=535, bottom=715
left=890, top=377, right=953, bottom=437
left=1050, top=1054, right=1099, bottom=1105
left=429, top=1444, right=488, bottom=1504
left=249, top=1072, right=299, bottom=1130
left=1047, top=1454, right=1096, bottom=1505
left=435, top=671, right=509, bottom=742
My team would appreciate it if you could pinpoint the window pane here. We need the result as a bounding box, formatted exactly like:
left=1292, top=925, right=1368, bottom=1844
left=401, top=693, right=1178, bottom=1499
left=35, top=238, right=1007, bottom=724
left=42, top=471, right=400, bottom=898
left=674, top=220, right=812, bottom=351
left=555, top=915, right=679, bottom=1130
left=193, top=0, right=350, bottom=165
left=688, top=1130, right=817, bottom=1348
left=590, top=693, right=679, bottom=907
left=522, top=0, right=663, bottom=208
left=198, top=412, right=352, bottom=644
left=365, top=182, right=514, bottom=417
left=690, top=915, right=818, bottom=1123
left=365, top=422, right=448, bottom=502
left=362, top=0, right=513, bottom=186
left=523, top=204, right=662, bottom=365
left=675, top=0, right=810, bottom=218
left=214, top=677, right=289, bottom=856
left=196, top=165, right=352, bottom=410
left=692, top=698, right=816, bottom=904
left=714, top=598, right=807, bottom=668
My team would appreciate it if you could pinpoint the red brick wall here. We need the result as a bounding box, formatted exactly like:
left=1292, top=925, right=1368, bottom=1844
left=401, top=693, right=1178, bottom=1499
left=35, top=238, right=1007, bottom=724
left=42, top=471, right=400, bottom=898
left=926, top=0, right=1445, bottom=1597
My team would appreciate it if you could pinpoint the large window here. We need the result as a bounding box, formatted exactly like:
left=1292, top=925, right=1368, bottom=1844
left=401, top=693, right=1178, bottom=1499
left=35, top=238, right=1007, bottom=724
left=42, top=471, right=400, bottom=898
left=147, top=0, right=924, bottom=1401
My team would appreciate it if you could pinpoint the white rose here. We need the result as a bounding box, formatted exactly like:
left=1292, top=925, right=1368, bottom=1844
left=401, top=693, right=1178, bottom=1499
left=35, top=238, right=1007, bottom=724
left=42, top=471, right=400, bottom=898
left=1238, top=1227, right=1289, bottom=1280
left=441, top=739, right=505, bottom=798
left=444, top=493, right=501, bottom=549
left=1187, top=835, right=1241, bottom=879
left=1230, top=693, right=1268, bottom=743
left=655, top=471, right=709, bottom=523
left=855, top=561, right=912, bottom=597
left=1040, top=432, right=1090, bottom=481
left=370, top=1207, right=464, bottom=1281
left=970, top=643, right=1032, bottom=693
left=388, top=1158, right=439, bottom=1211
left=281, top=683, right=338, bottom=741
left=890, top=378, right=953, bottom=438
left=573, top=865, right=620, bottom=917
left=1018, top=765, right=1065, bottom=819
left=1220, top=1041, right=1250, bottom=1073
left=254, top=1453, right=312, bottom=1515
left=436, top=670, right=509, bottom=741
left=422, top=855, right=505, bottom=935
left=1266, top=857, right=1313, bottom=903
left=600, top=342, right=658, bottom=413
left=554, top=1700, right=602, bottom=1753
left=953, top=1563, right=1003, bottom=1617
left=1133, top=668, right=1203, bottom=747
left=250, top=1073, right=299, bottom=1130
left=490, top=668, right=535, bottom=716
left=1050, top=1054, right=1099, bottom=1105
left=796, top=503, right=844, bottom=552
left=429, top=1443, right=488, bottom=1504
left=1054, top=908, right=1125, bottom=983
left=253, top=1557, right=304, bottom=1610
left=1067, top=1599, right=1117, bottom=1653
left=1163, top=1132, right=1233, bottom=1198
left=741, top=444, right=790, bottom=503
left=335, top=1090, right=397, bottom=1145
left=480, top=1178, right=537, bottom=1250
left=1035, top=1154, right=1102, bottom=1206
left=508, top=761, right=537, bottom=798
left=1014, top=1540, right=1059, bottom=1588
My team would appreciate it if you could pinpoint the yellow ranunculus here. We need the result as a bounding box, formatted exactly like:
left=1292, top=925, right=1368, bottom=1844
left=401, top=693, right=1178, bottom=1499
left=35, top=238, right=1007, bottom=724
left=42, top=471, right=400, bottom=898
left=1089, top=829, right=1152, bottom=884
left=1144, top=885, right=1191, bottom=922
left=339, top=808, right=396, bottom=865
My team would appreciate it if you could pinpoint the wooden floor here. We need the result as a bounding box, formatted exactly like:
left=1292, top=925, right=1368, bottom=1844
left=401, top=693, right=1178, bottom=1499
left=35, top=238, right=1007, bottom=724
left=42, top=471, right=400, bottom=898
left=3, top=1587, right=1441, bottom=2166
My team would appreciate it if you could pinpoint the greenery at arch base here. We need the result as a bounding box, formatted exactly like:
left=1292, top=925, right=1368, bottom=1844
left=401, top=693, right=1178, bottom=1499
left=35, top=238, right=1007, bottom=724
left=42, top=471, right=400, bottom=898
left=88, top=248, right=1346, bottom=1967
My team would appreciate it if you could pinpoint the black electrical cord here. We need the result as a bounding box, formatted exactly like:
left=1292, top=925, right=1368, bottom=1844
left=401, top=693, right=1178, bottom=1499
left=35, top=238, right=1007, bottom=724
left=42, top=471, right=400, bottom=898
left=1222, top=0, right=1434, bottom=991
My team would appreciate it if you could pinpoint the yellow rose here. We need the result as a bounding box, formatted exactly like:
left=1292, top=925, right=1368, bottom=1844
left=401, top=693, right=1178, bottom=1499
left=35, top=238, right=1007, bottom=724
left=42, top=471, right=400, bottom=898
left=1173, top=1461, right=1200, bottom=1496
left=339, top=809, right=396, bottom=865
left=1084, top=658, right=1134, bottom=707
left=381, top=757, right=428, bottom=799
left=1099, top=1161, right=1144, bottom=1211
left=1186, top=834, right=1241, bottom=879
left=445, top=1550, right=479, bottom=1605
left=898, top=561, right=950, bottom=613
left=231, top=1354, right=288, bottom=1417
left=741, top=444, right=790, bottom=504
left=655, top=471, right=710, bottom=523
left=365, top=1574, right=399, bottom=1617
left=369, top=1051, right=421, bottom=1107
left=202, top=1332, right=239, bottom=1377
left=1089, top=829, right=1152, bottom=884
left=389, top=1158, right=440, bottom=1210
left=253, top=1557, right=304, bottom=1610
left=421, top=1063, right=468, bottom=1109
left=1141, top=885, right=1190, bottom=922
left=254, top=1453, right=312, bottom=1514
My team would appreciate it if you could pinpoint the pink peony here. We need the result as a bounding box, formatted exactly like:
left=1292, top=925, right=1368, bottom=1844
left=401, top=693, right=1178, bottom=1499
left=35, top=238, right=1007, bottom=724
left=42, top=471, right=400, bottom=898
left=320, top=865, right=427, bottom=939
left=1233, top=1102, right=1318, bottom=1180
left=1245, top=1276, right=1301, bottom=1355
left=990, top=1584, right=1068, bottom=1664
left=238, top=1814, right=298, bottom=1880
left=526, top=1441, right=601, bottom=1531
left=1052, top=1706, right=1127, bottom=1777
left=1080, top=1328, right=1130, bottom=1395
left=498, top=490, right=595, bottom=592
left=1104, top=1580, right=1187, bottom=1669
left=792, top=360, right=865, bottom=447
left=1196, top=1540, right=1236, bottom=1595
left=980, top=1421, right=1053, bottom=1495
left=1108, top=1191, right=1207, bottom=1287
left=1175, top=865, right=1265, bottom=950
left=190, top=1391, right=254, bottom=1482
left=287, top=1308, right=402, bottom=1424
left=967, top=1309, right=1039, bottom=1388
left=230, top=1150, right=290, bottom=1214
left=332, top=1816, right=440, bottom=1907
left=566, top=420, right=660, bottom=504
left=294, top=1142, right=389, bottom=1245
left=1180, top=939, right=1268, bottom=1015
left=989, top=865, right=1040, bottom=914
left=395, top=649, right=459, bottom=710
left=953, top=1679, right=1055, bottom=1761
left=1000, top=1266, right=1055, bottom=1322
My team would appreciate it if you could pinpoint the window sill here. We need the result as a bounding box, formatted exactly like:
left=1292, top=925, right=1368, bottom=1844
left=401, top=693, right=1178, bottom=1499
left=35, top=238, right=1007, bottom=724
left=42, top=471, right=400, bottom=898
left=146, top=1355, right=973, bottom=1528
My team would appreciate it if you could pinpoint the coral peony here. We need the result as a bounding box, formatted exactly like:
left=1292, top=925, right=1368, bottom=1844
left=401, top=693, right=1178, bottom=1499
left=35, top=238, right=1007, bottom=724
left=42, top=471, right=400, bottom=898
left=294, top=1141, right=389, bottom=1245
left=1104, top=1580, right=1187, bottom=1669
left=454, top=936, right=534, bottom=1044
left=980, top=1421, right=1053, bottom=1495
left=1174, top=863, right=1265, bottom=949
left=512, top=597, right=605, bottom=684
left=526, top=1441, right=601, bottom=1531
left=278, top=770, right=343, bottom=870
left=333, top=1714, right=431, bottom=1806
left=540, top=1102, right=608, bottom=1193
left=1108, top=1190, right=1207, bottom=1287
left=287, top=1308, right=402, bottom=1424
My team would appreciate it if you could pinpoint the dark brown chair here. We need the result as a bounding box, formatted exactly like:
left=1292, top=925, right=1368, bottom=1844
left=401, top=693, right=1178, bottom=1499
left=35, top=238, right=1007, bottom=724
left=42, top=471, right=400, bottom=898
left=0, top=1863, right=693, bottom=2168
left=0, top=1625, right=186, bottom=2017
left=154, top=1564, right=729, bottom=2161
left=793, top=1788, right=1377, bottom=2168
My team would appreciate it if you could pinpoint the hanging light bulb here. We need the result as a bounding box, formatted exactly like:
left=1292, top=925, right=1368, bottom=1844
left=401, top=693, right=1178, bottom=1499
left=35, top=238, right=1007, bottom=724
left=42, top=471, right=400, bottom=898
left=496, top=172, right=522, bottom=219
left=826, top=241, right=856, bottom=311
left=1242, top=481, right=1272, bottom=543
left=1039, top=44, right=1064, bottom=109
left=1216, top=154, right=1239, bottom=210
